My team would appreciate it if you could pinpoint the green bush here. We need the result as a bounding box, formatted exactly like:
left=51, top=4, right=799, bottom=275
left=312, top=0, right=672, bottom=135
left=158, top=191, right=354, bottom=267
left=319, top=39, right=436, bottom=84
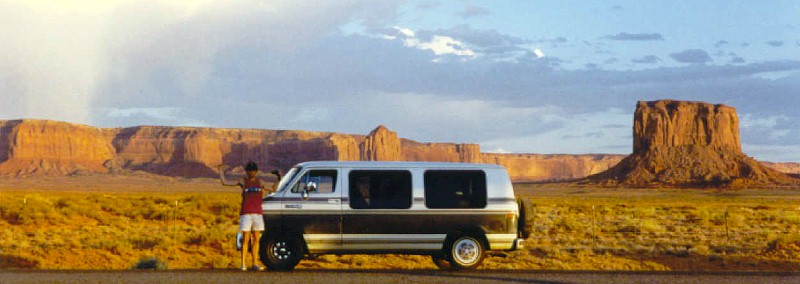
left=133, top=256, right=167, bottom=270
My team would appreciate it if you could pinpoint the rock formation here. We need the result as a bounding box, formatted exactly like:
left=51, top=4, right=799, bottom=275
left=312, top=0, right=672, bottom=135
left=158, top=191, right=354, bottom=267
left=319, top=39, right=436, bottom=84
left=588, top=100, right=799, bottom=188
left=1, top=118, right=798, bottom=183
left=0, top=120, right=115, bottom=176
left=633, top=100, right=741, bottom=152
left=359, top=125, right=402, bottom=161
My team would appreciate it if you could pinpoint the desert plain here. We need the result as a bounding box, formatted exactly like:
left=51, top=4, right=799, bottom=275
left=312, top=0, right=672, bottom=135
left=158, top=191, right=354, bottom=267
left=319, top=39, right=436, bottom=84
left=1, top=175, right=799, bottom=271
left=1, top=100, right=800, bottom=271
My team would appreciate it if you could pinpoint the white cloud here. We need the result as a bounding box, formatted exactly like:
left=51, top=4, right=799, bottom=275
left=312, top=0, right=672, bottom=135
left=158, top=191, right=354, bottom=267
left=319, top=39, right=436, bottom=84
left=418, top=36, right=477, bottom=57
left=389, top=27, right=477, bottom=59
left=396, top=26, right=416, bottom=37
left=533, top=48, right=545, bottom=58
left=107, top=107, right=182, bottom=120
left=0, top=0, right=402, bottom=125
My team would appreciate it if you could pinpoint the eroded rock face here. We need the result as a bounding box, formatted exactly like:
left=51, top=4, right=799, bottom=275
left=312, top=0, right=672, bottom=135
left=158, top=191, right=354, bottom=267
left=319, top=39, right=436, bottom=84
left=1, top=118, right=797, bottom=183
left=360, top=125, right=402, bottom=161
left=0, top=120, right=114, bottom=176
left=634, top=100, right=740, bottom=152
left=401, top=140, right=482, bottom=163
left=589, top=100, right=799, bottom=188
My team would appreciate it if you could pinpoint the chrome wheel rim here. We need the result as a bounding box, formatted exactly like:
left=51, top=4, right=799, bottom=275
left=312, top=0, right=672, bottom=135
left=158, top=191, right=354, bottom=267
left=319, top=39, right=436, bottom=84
left=453, top=238, right=480, bottom=265
left=272, top=241, right=292, bottom=261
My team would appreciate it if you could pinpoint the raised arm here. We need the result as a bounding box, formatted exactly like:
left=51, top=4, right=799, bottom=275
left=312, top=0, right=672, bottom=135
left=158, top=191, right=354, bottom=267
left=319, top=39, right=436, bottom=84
left=217, top=164, right=242, bottom=187
left=264, top=169, right=282, bottom=193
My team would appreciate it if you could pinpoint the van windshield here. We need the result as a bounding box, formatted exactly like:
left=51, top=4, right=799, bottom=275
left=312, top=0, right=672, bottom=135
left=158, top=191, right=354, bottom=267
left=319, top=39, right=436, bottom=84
left=276, top=167, right=300, bottom=192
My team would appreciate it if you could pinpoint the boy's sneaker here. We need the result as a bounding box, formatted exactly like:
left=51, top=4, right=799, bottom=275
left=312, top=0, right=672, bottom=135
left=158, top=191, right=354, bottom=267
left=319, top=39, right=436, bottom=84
left=240, top=265, right=247, bottom=271
left=252, top=265, right=265, bottom=271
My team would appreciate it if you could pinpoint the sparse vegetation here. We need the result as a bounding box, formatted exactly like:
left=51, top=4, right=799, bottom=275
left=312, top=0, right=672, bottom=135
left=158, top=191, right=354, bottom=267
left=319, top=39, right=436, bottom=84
left=133, top=256, right=168, bottom=270
left=1, top=178, right=799, bottom=270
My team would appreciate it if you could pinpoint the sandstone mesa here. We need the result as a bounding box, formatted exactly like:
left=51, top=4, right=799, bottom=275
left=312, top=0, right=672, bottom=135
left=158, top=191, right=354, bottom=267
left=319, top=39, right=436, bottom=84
left=1, top=100, right=799, bottom=186
left=0, top=120, right=621, bottom=182
left=588, top=100, right=800, bottom=187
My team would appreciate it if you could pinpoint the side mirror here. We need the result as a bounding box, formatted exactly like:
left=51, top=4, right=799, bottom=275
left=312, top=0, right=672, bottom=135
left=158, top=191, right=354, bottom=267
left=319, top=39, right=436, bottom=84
left=302, top=181, right=316, bottom=200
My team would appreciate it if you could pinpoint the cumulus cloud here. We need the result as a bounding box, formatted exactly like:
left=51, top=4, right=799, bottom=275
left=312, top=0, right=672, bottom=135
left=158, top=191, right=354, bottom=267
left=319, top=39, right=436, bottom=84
left=631, top=55, right=661, bottom=64
left=603, top=32, right=664, bottom=41
left=714, top=40, right=729, bottom=48
left=387, top=27, right=476, bottom=59
left=670, top=49, right=712, bottom=63
left=3, top=1, right=800, bottom=162
left=456, top=5, right=492, bottom=18
left=0, top=0, right=403, bottom=125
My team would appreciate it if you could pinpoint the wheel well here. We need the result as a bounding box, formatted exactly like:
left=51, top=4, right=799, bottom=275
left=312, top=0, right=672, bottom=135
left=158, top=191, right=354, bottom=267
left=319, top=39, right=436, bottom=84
left=265, top=227, right=309, bottom=254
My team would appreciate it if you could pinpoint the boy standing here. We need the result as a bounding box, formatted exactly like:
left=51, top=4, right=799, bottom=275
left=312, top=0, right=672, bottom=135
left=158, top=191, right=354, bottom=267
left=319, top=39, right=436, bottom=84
left=217, top=161, right=279, bottom=271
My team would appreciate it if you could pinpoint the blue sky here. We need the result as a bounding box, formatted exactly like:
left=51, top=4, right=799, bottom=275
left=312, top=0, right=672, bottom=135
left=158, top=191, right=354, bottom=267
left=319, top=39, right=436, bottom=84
left=1, top=1, right=799, bottom=162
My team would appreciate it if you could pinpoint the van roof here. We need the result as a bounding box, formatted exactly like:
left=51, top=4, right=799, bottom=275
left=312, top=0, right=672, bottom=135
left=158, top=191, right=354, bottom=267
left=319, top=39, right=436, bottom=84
left=294, top=161, right=505, bottom=170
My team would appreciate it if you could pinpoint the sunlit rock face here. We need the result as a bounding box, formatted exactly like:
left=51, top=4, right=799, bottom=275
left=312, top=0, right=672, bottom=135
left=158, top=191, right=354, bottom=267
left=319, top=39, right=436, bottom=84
left=588, top=100, right=799, bottom=188
left=633, top=100, right=740, bottom=153
left=359, top=125, right=402, bottom=161
left=0, top=119, right=114, bottom=176
left=1, top=117, right=797, bottom=184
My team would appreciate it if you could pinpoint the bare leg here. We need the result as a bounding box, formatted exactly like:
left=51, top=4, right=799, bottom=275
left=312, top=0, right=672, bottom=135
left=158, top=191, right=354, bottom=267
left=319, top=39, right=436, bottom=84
left=252, top=231, right=261, bottom=267
left=241, top=231, right=251, bottom=270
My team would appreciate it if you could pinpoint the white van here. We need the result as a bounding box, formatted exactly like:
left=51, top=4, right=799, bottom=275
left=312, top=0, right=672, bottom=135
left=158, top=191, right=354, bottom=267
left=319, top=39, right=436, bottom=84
left=258, top=161, right=526, bottom=270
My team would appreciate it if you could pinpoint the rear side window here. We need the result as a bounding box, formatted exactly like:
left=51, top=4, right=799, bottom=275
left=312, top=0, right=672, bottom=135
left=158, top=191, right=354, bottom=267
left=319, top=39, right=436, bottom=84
left=292, top=170, right=337, bottom=193
left=349, top=170, right=412, bottom=209
left=424, top=170, right=487, bottom=209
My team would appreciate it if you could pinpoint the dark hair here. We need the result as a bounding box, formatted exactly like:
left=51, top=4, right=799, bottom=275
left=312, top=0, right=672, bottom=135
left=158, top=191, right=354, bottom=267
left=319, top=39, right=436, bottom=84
left=244, top=161, right=259, bottom=172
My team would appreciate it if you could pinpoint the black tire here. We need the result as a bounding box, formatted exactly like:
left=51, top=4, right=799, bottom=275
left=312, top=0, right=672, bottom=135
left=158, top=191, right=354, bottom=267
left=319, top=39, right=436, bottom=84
left=517, top=198, right=534, bottom=239
left=431, top=255, right=452, bottom=270
left=260, top=234, right=303, bottom=271
left=446, top=235, right=485, bottom=270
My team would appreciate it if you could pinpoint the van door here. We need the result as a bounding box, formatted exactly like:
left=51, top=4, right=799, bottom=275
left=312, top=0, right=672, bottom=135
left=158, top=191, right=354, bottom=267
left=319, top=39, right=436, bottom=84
left=342, top=169, right=443, bottom=251
left=281, top=168, right=342, bottom=253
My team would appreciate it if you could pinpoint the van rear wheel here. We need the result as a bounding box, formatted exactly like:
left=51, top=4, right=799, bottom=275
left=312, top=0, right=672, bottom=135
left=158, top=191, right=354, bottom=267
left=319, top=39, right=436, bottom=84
left=446, top=235, right=484, bottom=270
left=260, top=234, right=303, bottom=271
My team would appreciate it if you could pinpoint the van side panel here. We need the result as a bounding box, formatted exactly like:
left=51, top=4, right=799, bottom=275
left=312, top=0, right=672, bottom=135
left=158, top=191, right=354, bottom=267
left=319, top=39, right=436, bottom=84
left=264, top=163, right=520, bottom=255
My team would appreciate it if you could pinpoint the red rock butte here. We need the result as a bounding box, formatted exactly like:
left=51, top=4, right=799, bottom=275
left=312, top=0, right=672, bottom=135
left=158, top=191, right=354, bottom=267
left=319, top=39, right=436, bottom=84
left=0, top=116, right=798, bottom=184
left=0, top=119, right=625, bottom=181
left=588, top=100, right=800, bottom=188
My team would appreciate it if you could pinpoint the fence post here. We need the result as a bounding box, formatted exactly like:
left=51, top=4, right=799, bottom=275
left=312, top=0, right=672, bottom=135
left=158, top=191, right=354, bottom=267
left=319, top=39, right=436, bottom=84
left=724, top=208, right=730, bottom=254
left=173, top=200, right=178, bottom=245
left=591, top=205, right=597, bottom=247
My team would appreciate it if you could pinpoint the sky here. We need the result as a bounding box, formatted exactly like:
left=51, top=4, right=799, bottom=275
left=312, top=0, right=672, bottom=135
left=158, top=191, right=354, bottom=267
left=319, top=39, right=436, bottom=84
left=1, top=0, right=799, bottom=162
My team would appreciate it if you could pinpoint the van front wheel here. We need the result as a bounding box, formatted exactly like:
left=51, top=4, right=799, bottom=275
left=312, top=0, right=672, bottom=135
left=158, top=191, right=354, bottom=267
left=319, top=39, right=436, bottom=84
left=447, top=235, right=485, bottom=270
left=260, top=234, right=303, bottom=271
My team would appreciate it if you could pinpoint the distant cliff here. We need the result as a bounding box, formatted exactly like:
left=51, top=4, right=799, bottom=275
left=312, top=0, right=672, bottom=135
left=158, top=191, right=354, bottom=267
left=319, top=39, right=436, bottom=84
left=1, top=118, right=797, bottom=183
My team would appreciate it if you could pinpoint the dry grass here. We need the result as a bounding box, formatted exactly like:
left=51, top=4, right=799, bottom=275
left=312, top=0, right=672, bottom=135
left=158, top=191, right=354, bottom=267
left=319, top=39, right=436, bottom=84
left=1, top=177, right=799, bottom=270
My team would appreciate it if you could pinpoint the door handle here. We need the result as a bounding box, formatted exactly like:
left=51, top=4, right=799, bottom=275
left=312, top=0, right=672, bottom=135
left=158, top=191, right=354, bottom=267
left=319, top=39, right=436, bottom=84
left=328, top=199, right=341, bottom=204
left=285, top=204, right=302, bottom=209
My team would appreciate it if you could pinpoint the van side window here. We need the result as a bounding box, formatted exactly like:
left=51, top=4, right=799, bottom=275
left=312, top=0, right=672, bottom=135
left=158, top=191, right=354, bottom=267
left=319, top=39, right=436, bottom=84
left=292, top=170, right=337, bottom=193
left=424, top=170, right=487, bottom=209
left=349, top=170, right=412, bottom=209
